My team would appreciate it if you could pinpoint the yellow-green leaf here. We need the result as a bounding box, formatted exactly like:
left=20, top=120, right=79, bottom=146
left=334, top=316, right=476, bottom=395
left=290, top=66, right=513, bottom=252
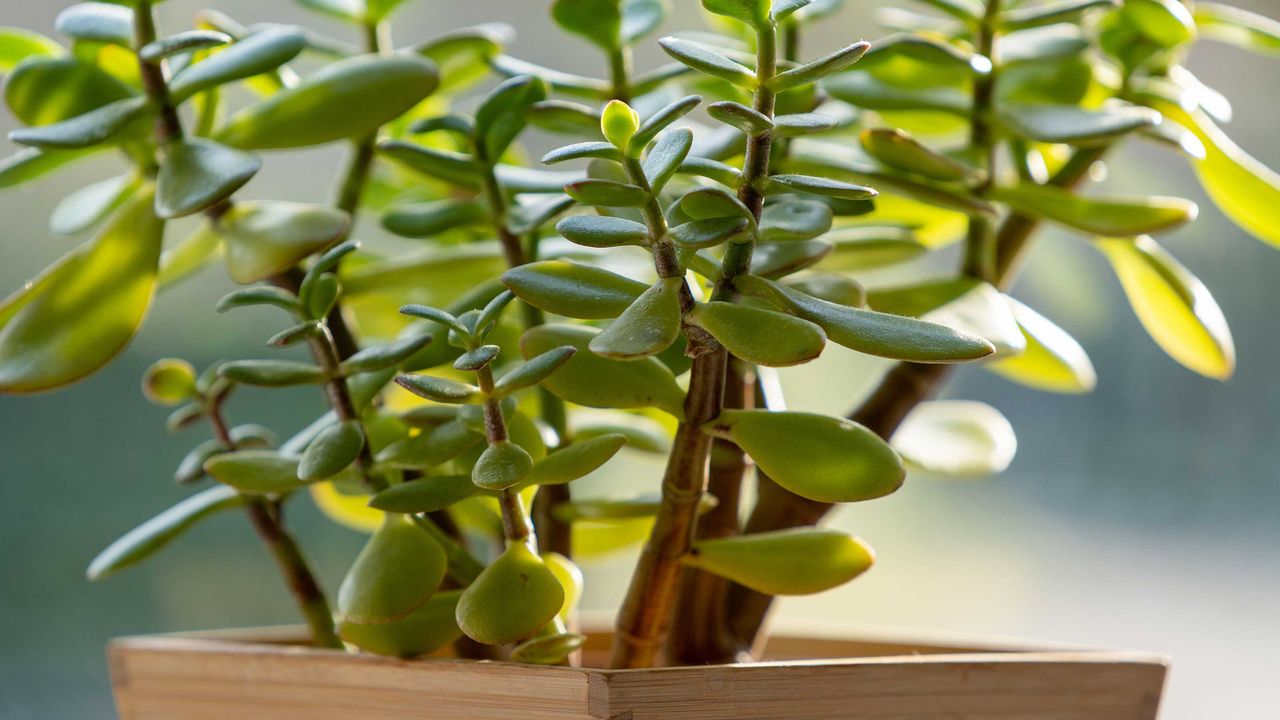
left=456, top=542, right=564, bottom=645
left=684, top=529, right=875, bottom=595
left=687, top=302, right=827, bottom=368
left=589, top=277, right=683, bottom=360
left=338, top=515, right=447, bottom=625
left=339, top=590, right=463, bottom=659
left=986, top=296, right=1096, bottom=393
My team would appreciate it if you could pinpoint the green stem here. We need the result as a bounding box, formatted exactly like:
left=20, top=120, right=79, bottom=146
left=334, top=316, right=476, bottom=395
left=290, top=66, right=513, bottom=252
left=476, top=364, right=538, bottom=550
left=962, top=0, right=1003, bottom=283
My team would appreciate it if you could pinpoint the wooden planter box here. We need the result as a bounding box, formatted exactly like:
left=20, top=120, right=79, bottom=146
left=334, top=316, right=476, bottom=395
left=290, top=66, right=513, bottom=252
left=108, top=623, right=1167, bottom=719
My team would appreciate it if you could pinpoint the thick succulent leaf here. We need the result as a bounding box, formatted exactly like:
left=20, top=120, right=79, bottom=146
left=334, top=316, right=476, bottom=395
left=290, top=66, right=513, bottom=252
left=522, top=434, right=627, bottom=487
left=474, top=75, right=547, bottom=163
left=892, top=400, right=1017, bottom=477
left=658, top=37, right=756, bottom=88
left=868, top=278, right=1025, bottom=356
left=759, top=199, right=832, bottom=242
left=708, top=101, right=773, bottom=135
left=375, top=421, right=481, bottom=470
left=820, top=227, right=928, bottom=270
left=0, top=28, right=63, bottom=73
left=860, top=128, right=977, bottom=182
left=473, top=441, right=535, bottom=491
left=0, top=147, right=102, bottom=189
left=502, top=260, right=647, bottom=319
left=1194, top=2, right=1280, bottom=55
left=415, top=23, right=512, bottom=93
left=204, top=450, right=307, bottom=494
left=684, top=528, right=874, bottom=595
left=339, top=590, right=463, bottom=659
left=1097, top=236, right=1234, bottom=380
left=4, top=57, right=134, bottom=126
left=217, top=201, right=348, bottom=283
left=0, top=189, right=163, bottom=393
left=86, top=486, right=245, bottom=580
left=556, top=215, right=648, bottom=248
left=708, top=410, right=904, bottom=503
left=395, top=374, right=483, bottom=404
left=338, top=515, right=447, bottom=625
left=999, top=103, right=1161, bottom=144
left=770, top=42, right=870, bottom=91
left=986, top=297, right=1096, bottom=394
left=1002, top=0, right=1115, bottom=30
left=168, top=26, right=307, bottom=103
left=687, top=302, right=827, bottom=367
left=749, top=239, right=832, bottom=278
left=521, top=324, right=686, bottom=416
left=992, top=184, right=1196, bottom=237
left=156, top=138, right=260, bottom=219
left=219, top=359, right=326, bottom=387
left=1153, top=102, right=1280, bottom=248
left=565, top=179, right=649, bottom=207
left=738, top=275, right=994, bottom=363
left=643, top=128, right=693, bottom=192
left=702, top=0, right=772, bottom=28
left=219, top=54, right=438, bottom=149
left=552, top=0, right=624, bottom=51
left=492, top=346, right=577, bottom=397
left=589, top=277, right=683, bottom=360
left=299, top=420, right=364, bottom=482
left=629, top=94, right=701, bottom=153
left=50, top=172, right=141, bottom=236
left=763, top=174, right=877, bottom=201
left=340, top=334, right=434, bottom=375
left=55, top=4, right=133, bottom=46
left=456, top=543, right=564, bottom=645
left=1122, top=0, right=1197, bottom=49
left=542, top=142, right=621, bottom=165
left=8, top=96, right=151, bottom=150
left=369, top=474, right=479, bottom=513
left=138, top=30, right=233, bottom=63
left=670, top=217, right=751, bottom=249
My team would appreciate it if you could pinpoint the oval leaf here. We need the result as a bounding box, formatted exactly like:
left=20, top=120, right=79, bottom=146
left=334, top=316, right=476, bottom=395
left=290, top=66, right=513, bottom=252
left=338, top=515, right=447, bottom=625
left=687, top=302, right=827, bottom=367
left=299, top=420, right=364, bottom=482
left=892, top=400, right=1017, bottom=477
left=456, top=543, right=565, bottom=645
left=684, top=529, right=875, bottom=595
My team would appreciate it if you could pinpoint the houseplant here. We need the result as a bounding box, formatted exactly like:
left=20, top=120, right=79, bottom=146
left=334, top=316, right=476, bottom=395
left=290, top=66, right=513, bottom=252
left=2, top=0, right=1278, bottom=716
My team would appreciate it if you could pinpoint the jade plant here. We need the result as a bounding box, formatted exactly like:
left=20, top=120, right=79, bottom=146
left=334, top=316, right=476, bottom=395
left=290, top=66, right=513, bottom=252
left=2, top=0, right=1278, bottom=670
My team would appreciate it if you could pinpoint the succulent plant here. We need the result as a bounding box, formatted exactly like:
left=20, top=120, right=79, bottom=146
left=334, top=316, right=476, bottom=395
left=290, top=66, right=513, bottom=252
left=3, top=0, right=1278, bottom=669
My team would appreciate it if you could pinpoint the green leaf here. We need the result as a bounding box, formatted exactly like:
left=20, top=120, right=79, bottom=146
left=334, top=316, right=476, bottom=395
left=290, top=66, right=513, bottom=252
left=1194, top=2, right=1280, bottom=55
left=0, top=28, right=63, bottom=74
left=511, top=632, right=587, bottom=665
left=669, top=217, right=751, bottom=249
left=749, top=239, right=832, bottom=277
left=708, top=101, right=774, bottom=135
left=770, top=41, right=869, bottom=91
left=868, top=278, right=1026, bottom=356
left=204, top=450, right=305, bottom=494
left=138, top=30, right=232, bottom=63
left=523, top=434, right=627, bottom=487
left=473, top=441, right=535, bottom=491
left=999, top=103, right=1161, bottom=144
left=601, top=99, right=640, bottom=151
left=375, top=421, right=481, bottom=470
left=1002, top=0, right=1117, bottom=30
left=629, top=94, right=701, bottom=154
left=220, top=359, right=326, bottom=387
left=340, top=590, right=462, bottom=659
left=456, top=543, right=564, bottom=645
left=169, top=26, right=306, bottom=103
left=528, top=100, right=602, bottom=135
left=215, top=286, right=299, bottom=314
left=688, top=302, right=826, bottom=367
left=474, top=75, right=547, bottom=163
left=772, top=0, right=813, bottom=23
left=658, top=37, right=756, bottom=88
left=860, top=128, right=976, bottom=182
left=4, top=57, right=134, bottom=127
left=395, top=374, right=483, bottom=404
left=502, top=260, right=647, bottom=319
left=763, top=174, right=877, bottom=201
left=521, top=324, right=687, bottom=416
left=1122, top=0, right=1197, bottom=48
left=340, top=334, right=434, bottom=375
left=490, top=55, right=611, bottom=99
left=0, top=188, right=162, bottom=393
left=86, top=486, right=244, bottom=581
left=589, top=277, right=683, bottom=360
left=986, top=297, right=1096, bottom=394
left=773, top=112, right=838, bottom=138
left=216, top=201, right=349, bottom=283
left=680, top=186, right=752, bottom=220
left=643, top=128, right=693, bottom=192
left=453, top=344, right=501, bottom=372
left=565, top=179, right=649, bottom=207
left=708, top=410, right=904, bottom=503
left=552, top=0, right=624, bottom=51
left=1097, top=236, right=1234, bottom=380
left=992, top=185, right=1196, bottom=237
left=155, top=138, right=260, bottom=219
left=0, top=147, right=100, bottom=189
left=379, top=141, right=480, bottom=189
left=737, top=275, right=995, bottom=363
left=55, top=3, right=133, bottom=47
left=50, top=172, right=141, bottom=236
left=913, top=0, right=982, bottom=23
left=892, top=400, right=1017, bottom=477
left=685, top=529, right=874, bottom=595
left=556, top=215, right=649, bottom=248
left=759, top=199, right=832, bottom=242
left=493, top=346, right=577, bottom=397
left=369, top=474, right=479, bottom=513
left=542, top=142, right=622, bottom=165
left=1153, top=102, right=1280, bottom=248
left=299, top=420, right=364, bottom=482
left=141, top=358, right=197, bottom=406
left=338, top=515, right=446, bottom=625
left=785, top=273, right=865, bottom=307
left=296, top=0, right=362, bottom=21
left=702, top=0, right=772, bottom=29
left=218, top=54, right=438, bottom=149
left=366, top=0, right=414, bottom=22
left=8, top=95, right=150, bottom=150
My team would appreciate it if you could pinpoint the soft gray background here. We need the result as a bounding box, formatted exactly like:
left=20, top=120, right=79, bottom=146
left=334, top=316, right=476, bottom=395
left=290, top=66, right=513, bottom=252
left=1, top=1, right=1278, bottom=718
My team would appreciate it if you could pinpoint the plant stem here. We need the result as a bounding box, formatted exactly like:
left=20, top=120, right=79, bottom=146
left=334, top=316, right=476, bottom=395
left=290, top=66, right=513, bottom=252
left=207, top=398, right=342, bottom=649
left=962, top=0, right=1002, bottom=283
left=475, top=364, right=538, bottom=550
left=611, top=25, right=779, bottom=669
left=722, top=143, right=1113, bottom=654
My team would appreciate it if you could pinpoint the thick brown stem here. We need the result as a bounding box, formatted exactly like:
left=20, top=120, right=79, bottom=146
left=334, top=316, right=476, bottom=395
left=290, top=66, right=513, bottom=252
left=245, top=500, right=344, bottom=649
left=610, top=349, right=728, bottom=668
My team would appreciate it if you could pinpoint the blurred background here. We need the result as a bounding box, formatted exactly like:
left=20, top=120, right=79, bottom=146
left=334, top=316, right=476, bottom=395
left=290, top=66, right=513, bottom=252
left=1, top=1, right=1277, bottom=718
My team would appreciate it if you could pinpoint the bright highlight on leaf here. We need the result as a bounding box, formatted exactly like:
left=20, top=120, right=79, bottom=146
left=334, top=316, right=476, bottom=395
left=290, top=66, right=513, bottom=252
left=892, top=400, right=1018, bottom=478
left=684, top=529, right=875, bottom=596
